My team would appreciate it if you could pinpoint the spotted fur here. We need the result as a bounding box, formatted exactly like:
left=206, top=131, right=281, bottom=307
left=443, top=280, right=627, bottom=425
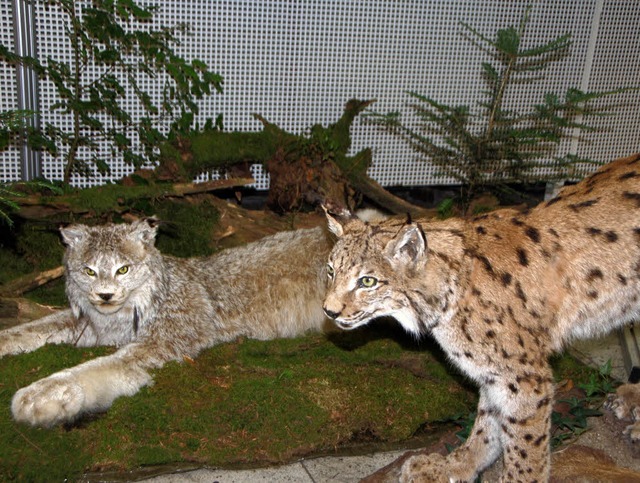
left=324, top=153, right=640, bottom=482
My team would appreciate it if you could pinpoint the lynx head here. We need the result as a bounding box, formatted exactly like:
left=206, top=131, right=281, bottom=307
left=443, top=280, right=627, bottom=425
left=61, top=218, right=161, bottom=315
left=323, top=209, right=428, bottom=335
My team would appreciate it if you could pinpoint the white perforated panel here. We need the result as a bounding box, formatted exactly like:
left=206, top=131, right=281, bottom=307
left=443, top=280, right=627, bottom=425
left=576, top=1, right=640, bottom=165
left=1, top=0, right=639, bottom=188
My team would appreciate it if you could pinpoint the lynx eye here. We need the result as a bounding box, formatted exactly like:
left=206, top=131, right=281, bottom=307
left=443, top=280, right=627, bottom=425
left=116, top=265, right=129, bottom=275
left=84, top=267, right=96, bottom=277
left=358, top=276, right=378, bottom=288
left=326, top=264, right=335, bottom=278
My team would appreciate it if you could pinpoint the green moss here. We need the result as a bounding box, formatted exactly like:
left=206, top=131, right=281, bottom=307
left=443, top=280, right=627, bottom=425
left=0, top=245, right=33, bottom=285
left=0, top=220, right=67, bottom=305
left=26, top=278, right=67, bottom=307
left=69, top=183, right=169, bottom=215
left=0, top=326, right=477, bottom=479
left=153, top=198, right=220, bottom=257
left=0, top=320, right=605, bottom=480
left=14, top=223, right=65, bottom=270
left=0, top=345, right=114, bottom=481
left=188, top=131, right=278, bottom=177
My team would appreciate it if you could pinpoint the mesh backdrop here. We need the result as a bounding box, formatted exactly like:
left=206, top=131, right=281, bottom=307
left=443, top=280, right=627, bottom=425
left=1, top=0, right=638, bottom=188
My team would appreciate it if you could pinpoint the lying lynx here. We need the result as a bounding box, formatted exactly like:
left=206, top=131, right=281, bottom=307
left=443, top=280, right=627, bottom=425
left=1, top=219, right=330, bottom=427
left=323, top=153, right=640, bottom=482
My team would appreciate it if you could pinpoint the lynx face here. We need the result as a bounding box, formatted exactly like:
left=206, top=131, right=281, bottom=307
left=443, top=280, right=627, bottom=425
left=324, top=214, right=428, bottom=335
left=61, top=220, right=158, bottom=315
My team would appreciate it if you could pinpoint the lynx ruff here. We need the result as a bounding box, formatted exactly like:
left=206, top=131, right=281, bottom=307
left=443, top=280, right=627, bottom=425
left=323, top=153, right=640, bottom=483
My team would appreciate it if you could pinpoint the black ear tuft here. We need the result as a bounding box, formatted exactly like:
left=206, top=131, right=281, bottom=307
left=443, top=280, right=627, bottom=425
left=144, top=216, right=161, bottom=228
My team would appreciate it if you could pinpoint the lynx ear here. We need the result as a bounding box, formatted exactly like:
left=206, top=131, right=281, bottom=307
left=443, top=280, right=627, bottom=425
left=385, top=224, right=427, bottom=268
left=322, top=204, right=356, bottom=238
left=60, top=224, right=88, bottom=247
left=132, top=217, right=160, bottom=245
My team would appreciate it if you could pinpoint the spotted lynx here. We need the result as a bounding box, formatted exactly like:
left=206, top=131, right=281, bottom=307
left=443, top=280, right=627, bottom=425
left=1, top=219, right=330, bottom=427
left=323, top=153, right=640, bottom=482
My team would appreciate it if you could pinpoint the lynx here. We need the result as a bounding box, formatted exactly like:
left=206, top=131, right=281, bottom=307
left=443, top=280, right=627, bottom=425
left=1, top=218, right=330, bottom=427
left=323, top=153, right=640, bottom=482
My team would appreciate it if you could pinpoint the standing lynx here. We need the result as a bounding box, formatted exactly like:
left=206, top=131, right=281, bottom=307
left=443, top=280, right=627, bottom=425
left=323, top=153, right=640, bottom=482
left=1, top=219, right=330, bottom=427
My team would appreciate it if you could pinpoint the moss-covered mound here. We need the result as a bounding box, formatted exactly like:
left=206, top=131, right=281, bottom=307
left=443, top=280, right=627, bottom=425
left=0, top=319, right=603, bottom=481
left=0, top=323, right=475, bottom=481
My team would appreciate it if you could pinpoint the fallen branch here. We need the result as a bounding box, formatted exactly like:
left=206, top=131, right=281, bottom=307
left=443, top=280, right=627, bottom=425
left=349, top=170, right=430, bottom=218
left=0, top=266, right=64, bottom=297
left=171, top=177, right=255, bottom=196
left=10, top=177, right=256, bottom=222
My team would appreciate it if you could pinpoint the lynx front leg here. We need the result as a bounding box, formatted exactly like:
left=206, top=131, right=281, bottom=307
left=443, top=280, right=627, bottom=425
left=11, top=342, right=160, bottom=427
left=0, top=309, right=78, bottom=357
left=497, top=378, right=554, bottom=483
left=400, top=390, right=503, bottom=483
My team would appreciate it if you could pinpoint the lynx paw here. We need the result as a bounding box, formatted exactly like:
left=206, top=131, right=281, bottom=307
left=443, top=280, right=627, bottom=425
left=11, top=372, right=85, bottom=427
left=606, top=383, right=640, bottom=442
left=400, top=453, right=449, bottom=483
left=622, top=407, right=640, bottom=442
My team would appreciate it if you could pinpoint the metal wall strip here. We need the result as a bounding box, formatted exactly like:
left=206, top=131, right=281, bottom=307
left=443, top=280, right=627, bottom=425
left=11, top=0, right=41, bottom=181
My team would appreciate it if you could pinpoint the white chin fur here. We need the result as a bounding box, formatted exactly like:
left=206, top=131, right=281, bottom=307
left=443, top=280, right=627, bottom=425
left=91, top=303, right=125, bottom=315
left=392, top=310, right=422, bottom=336
left=334, top=319, right=369, bottom=331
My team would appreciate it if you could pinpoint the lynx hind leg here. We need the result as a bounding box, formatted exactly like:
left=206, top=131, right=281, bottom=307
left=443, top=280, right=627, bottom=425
left=606, top=382, right=640, bottom=441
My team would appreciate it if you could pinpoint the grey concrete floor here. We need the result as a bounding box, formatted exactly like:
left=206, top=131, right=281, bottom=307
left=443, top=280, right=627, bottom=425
left=143, top=449, right=407, bottom=482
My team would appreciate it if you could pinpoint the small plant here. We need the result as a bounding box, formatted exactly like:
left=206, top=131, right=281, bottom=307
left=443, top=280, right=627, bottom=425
left=452, top=411, right=476, bottom=445
left=551, top=360, right=617, bottom=448
left=437, top=197, right=455, bottom=219
left=551, top=396, right=601, bottom=447
left=579, top=359, right=617, bottom=400
left=443, top=360, right=618, bottom=451
left=0, top=109, right=34, bottom=151
left=1, top=108, right=66, bottom=225
left=0, top=0, right=223, bottom=184
left=0, top=184, right=21, bottom=226
left=367, top=7, right=634, bottom=212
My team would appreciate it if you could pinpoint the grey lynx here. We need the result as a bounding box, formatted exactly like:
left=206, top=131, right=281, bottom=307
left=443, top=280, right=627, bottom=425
left=1, top=219, right=330, bottom=427
left=323, top=153, right=640, bottom=482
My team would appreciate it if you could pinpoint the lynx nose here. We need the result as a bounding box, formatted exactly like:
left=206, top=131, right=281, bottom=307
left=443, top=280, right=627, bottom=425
left=323, top=307, right=341, bottom=320
left=98, top=293, right=114, bottom=302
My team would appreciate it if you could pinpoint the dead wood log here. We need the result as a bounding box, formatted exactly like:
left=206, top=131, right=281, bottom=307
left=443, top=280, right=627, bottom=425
left=10, top=177, right=254, bottom=222
left=0, top=266, right=64, bottom=298
left=161, top=99, right=429, bottom=215
left=0, top=297, right=61, bottom=329
left=8, top=99, right=428, bottom=220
